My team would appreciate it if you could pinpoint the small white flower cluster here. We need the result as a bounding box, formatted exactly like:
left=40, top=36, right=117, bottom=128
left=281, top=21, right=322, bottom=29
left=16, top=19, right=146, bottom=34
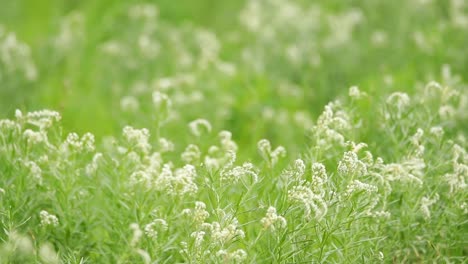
left=122, top=126, right=151, bottom=154
left=410, top=128, right=425, bottom=157
left=221, top=158, right=258, bottom=184
left=382, top=157, right=425, bottom=186
left=257, top=139, right=286, bottom=167
left=144, top=218, right=168, bottom=239
left=25, top=161, right=42, bottom=185
left=348, top=85, right=367, bottom=99
left=278, top=159, right=306, bottom=188
left=288, top=185, right=327, bottom=221
left=429, top=126, right=444, bottom=139
left=203, top=131, right=239, bottom=172
left=85, top=152, right=103, bottom=175
left=216, top=249, right=247, bottom=263
left=344, top=180, right=378, bottom=197
left=337, top=151, right=367, bottom=177
left=189, top=119, right=212, bottom=137
left=39, top=210, right=59, bottom=227
left=182, top=201, right=210, bottom=226
left=158, top=138, right=174, bottom=153
left=218, top=130, right=238, bottom=152
left=61, top=132, right=95, bottom=154
left=130, top=223, right=143, bottom=247
left=0, top=27, right=37, bottom=81
left=181, top=144, right=201, bottom=164
left=120, top=96, right=139, bottom=112
left=16, top=109, right=61, bottom=130
left=182, top=208, right=246, bottom=261
left=23, top=129, right=47, bottom=146
left=444, top=144, right=467, bottom=193
left=190, top=230, right=206, bottom=247
left=208, top=219, right=245, bottom=245
left=0, top=119, right=20, bottom=132
left=311, top=162, right=328, bottom=195
left=314, top=101, right=350, bottom=148
left=385, top=92, right=411, bottom=119
left=158, top=164, right=198, bottom=196
left=420, top=194, right=439, bottom=220
left=152, top=91, right=172, bottom=113
left=260, top=206, right=287, bottom=231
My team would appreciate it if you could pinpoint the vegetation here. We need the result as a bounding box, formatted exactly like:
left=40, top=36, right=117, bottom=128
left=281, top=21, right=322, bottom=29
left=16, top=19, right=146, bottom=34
left=0, top=0, right=467, bottom=263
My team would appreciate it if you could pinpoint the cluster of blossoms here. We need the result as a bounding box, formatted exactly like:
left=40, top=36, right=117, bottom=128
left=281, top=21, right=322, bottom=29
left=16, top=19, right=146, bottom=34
left=0, top=0, right=467, bottom=259
left=420, top=194, right=439, bottom=220
left=16, top=109, right=61, bottom=130
left=288, top=185, right=327, bottom=221
left=144, top=218, right=168, bottom=240
left=189, top=119, right=212, bottom=137
left=444, top=144, right=467, bottom=193
left=260, top=206, right=287, bottom=231
left=344, top=180, right=378, bottom=197
left=122, top=126, right=151, bottom=154
left=182, top=201, right=210, bottom=226
left=337, top=151, right=368, bottom=177
left=181, top=203, right=246, bottom=262
left=60, top=132, right=95, bottom=154
left=313, top=101, right=351, bottom=149
left=39, top=211, right=59, bottom=227
left=162, top=164, right=198, bottom=196
left=0, top=26, right=37, bottom=81
left=257, top=139, right=286, bottom=167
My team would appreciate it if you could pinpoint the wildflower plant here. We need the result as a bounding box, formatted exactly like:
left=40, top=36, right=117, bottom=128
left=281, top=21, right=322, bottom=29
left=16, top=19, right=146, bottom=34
left=1, top=0, right=468, bottom=263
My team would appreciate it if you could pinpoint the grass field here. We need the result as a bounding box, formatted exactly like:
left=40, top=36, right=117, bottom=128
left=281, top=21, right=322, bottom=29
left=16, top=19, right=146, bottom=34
left=0, top=0, right=467, bottom=263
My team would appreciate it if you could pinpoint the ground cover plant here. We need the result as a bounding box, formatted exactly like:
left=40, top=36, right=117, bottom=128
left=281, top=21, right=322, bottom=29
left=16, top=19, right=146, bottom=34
left=0, top=0, right=467, bottom=263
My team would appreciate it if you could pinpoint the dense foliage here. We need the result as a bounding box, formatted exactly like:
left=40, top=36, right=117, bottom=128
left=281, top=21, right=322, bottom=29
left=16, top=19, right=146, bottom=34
left=0, top=0, right=467, bottom=263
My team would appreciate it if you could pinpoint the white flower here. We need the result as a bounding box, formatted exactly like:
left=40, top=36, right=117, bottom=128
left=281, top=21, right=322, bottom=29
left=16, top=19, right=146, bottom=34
left=183, top=201, right=210, bottom=226
left=261, top=206, right=287, bottom=231
left=40, top=210, right=59, bottom=227
left=337, top=151, right=367, bottom=176
left=181, top=144, right=201, bottom=164
left=123, top=126, right=151, bottom=154
left=120, top=96, right=139, bottom=112
left=23, top=129, right=46, bottom=145
left=311, top=162, right=328, bottom=194
left=257, top=139, right=286, bottom=166
left=189, top=119, right=212, bottom=137
left=210, top=221, right=245, bottom=244
left=349, top=86, right=366, bottom=99
left=430, top=126, right=444, bottom=138
left=221, top=162, right=258, bottom=183
left=144, top=219, right=168, bottom=239
left=152, top=91, right=172, bottom=111
left=420, top=194, right=439, bottom=220
left=345, top=180, right=378, bottom=196
left=219, top=130, right=238, bottom=152
left=190, top=231, right=206, bottom=247
left=386, top=92, right=410, bottom=118
left=25, top=161, right=42, bottom=185
left=157, top=164, right=198, bottom=196
left=130, top=223, right=143, bottom=247
left=288, top=186, right=327, bottom=221
left=85, top=152, right=103, bottom=175
left=158, top=138, right=174, bottom=152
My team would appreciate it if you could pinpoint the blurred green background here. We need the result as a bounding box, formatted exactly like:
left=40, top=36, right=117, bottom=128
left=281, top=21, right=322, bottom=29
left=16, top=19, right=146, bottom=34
left=1, top=0, right=467, bottom=154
